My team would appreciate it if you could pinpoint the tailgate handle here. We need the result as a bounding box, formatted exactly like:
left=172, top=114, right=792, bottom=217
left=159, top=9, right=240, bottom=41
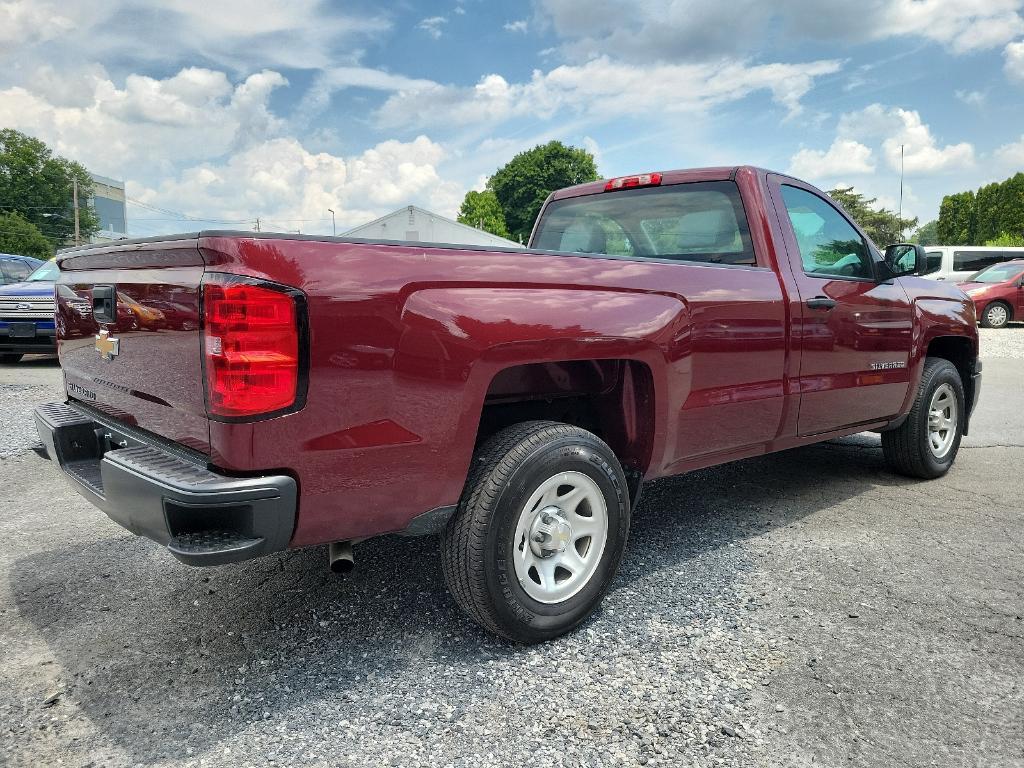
left=92, top=285, right=117, bottom=324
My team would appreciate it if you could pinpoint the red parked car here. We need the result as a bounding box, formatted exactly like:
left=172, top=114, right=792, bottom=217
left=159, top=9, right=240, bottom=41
left=35, top=167, right=981, bottom=642
left=957, top=259, right=1024, bottom=328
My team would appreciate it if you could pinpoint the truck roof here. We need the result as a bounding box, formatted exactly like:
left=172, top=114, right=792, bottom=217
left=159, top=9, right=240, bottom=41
left=548, top=165, right=773, bottom=201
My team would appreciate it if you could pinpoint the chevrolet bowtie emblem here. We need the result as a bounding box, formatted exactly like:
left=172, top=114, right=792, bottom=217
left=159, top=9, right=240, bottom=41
left=95, top=329, right=120, bottom=360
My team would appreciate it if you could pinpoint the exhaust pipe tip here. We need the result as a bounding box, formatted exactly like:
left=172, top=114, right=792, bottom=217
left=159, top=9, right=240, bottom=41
left=329, top=541, right=354, bottom=574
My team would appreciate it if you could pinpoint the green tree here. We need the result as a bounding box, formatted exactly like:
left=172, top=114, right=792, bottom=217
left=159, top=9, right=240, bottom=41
left=0, top=129, right=100, bottom=246
left=827, top=186, right=918, bottom=246
left=984, top=232, right=1024, bottom=247
left=937, top=190, right=976, bottom=245
left=912, top=220, right=939, bottom=245
left=0, top=211, right=54, bottom=258
left=488, top=141, right=599, bottom=242
left=973, top=181, right=1002, bottom=244
left=990, top=172, right=1024, bottom=242
left=456, top=189, right=511, bottom=238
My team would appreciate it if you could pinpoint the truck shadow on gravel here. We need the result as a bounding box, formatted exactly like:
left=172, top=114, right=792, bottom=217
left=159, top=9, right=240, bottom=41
left=8, top=433, right=917, bottom=762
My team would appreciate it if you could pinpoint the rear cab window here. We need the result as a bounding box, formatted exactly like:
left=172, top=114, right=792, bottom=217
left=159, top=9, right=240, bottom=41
left=531, top=181, right=757, bottom=266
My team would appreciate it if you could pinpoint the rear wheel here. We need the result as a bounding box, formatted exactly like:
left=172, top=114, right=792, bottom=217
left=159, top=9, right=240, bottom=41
left=441, top=421, right=630, bottom=643
left=882, top=358, right=965, bottom=479
left=0, top=353, right=23, bottom=364
left=981, top=301, right=1011, bottom=329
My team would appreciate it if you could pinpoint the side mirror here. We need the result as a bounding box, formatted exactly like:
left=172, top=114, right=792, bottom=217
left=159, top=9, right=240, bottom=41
left=884, top=243, right=926, bottom=278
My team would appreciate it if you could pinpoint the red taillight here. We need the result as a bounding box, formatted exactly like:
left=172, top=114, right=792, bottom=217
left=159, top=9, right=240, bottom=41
left=604, top=172, right=662, bottom=192
left=202, top=277, right=303, bottom=418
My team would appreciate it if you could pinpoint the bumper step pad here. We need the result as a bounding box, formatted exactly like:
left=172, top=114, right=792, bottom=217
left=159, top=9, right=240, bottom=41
left=168, top=530, right=264, bottom=560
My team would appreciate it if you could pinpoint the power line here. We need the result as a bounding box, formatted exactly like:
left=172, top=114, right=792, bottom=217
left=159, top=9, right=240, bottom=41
left=0, top=226, right=65, bottom=241
left=125, top=195, right=251, bottom=225
left=0, top=204, right=72, bottom=210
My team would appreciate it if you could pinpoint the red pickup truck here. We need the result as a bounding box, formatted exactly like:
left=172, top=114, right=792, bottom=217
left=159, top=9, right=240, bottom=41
left=35, top=166, right=980, bottom=642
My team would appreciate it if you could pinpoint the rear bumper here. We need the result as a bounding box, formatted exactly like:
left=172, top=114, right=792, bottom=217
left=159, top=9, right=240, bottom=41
left=34, top=401, right=296, bottom=566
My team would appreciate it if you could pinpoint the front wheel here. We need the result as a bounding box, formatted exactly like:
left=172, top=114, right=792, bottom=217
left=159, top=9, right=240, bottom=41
left=441, top=421, right=631, bottom=643
left=981, top=301, right=1011, bottom=329
left=882, top=358, right=965, bottom=479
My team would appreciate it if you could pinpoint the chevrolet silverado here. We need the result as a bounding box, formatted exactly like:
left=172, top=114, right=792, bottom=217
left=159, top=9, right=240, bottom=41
left=35, top=166, right=981, bottom=642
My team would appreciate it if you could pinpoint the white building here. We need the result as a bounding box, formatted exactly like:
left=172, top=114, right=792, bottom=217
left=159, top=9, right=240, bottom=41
left=344, top=205, right=521, bottom=248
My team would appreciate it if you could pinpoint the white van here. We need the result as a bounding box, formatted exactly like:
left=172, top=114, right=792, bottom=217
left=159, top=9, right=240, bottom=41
left=923, top=246, right=1024, bottom=282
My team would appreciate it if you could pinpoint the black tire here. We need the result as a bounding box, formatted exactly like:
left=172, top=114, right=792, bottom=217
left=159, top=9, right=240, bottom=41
left=882, top=358, right=965, bottom=479
left=0, top=353, right=23, bottom=364
left=441, top=421, right=630, bottom=643
left=980, top=301, right=1011, bottom=329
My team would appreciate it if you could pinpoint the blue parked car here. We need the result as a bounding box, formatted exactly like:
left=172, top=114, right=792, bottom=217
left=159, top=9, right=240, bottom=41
left=0, top=253, right=44, bottom=285
left=0, top=258, right=58, bottom=363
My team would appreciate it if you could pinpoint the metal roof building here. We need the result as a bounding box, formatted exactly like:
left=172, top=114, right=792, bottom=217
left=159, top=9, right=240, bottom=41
left=344, top=205, right=521, bottom=248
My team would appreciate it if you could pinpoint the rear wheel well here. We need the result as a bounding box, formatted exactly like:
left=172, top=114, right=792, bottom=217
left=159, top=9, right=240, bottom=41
left=475, top=359, right=656, bottom=502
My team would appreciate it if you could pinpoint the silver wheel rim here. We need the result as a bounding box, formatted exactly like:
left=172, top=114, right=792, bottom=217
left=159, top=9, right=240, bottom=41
left=988, top=305, right=1008, bottom=326
left=927, top=383, right=958, bottom=459
left=512, top=471, right=609, bottom=604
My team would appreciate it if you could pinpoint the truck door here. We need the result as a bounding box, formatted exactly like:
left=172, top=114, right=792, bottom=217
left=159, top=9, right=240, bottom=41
left=766, top=175, right=913, bottom=436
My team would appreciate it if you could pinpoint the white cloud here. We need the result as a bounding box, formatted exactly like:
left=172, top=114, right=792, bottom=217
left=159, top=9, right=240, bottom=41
left=536, top=0, right=1024, bottom=60
left=837, top=104, right=975, bottom=173
left=0, top=0, right=74, bottom=45
left=0, top=67, right=288, bottom=180
left=131, top=136, right=461, bottom=231
left=0, top=0, right=389, bottom=71
left=418, top=16, right=447, bottom=39
left=294, top=67, right=436, bottom=126
left=504, top=19, right=529, bottom=33
left=789, top=139, right=876, bottom=178
left=995, top=135, right=1024, bottom=166
left=955, top=89, right=986, bottom=106
left=377, top=56, right=841, bottom=129
left=1006, top=40, right=1024, bottom=82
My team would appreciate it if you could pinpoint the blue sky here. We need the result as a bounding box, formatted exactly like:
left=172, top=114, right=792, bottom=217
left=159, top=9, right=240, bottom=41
left=2, top=0, right=1024, bottom=238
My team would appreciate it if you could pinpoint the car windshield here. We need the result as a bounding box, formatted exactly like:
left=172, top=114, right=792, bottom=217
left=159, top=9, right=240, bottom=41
left=26, top=260, right=58, bottom=281
left=967, top=263, right=1024, bottom=283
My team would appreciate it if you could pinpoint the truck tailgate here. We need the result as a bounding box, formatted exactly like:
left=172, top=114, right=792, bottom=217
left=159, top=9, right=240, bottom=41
left=56, top=238, right=210, bottom=455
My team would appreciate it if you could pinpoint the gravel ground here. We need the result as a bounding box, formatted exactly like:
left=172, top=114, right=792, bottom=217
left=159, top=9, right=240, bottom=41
left=979, top=323, right=1024, bottom=359
left=0, top=355, right=61, bottom=458
left=1, top=345, right=1022, bottom=767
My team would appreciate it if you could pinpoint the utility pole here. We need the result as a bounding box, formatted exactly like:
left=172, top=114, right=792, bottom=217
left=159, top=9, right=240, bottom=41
left=898, top=144, right=905, bottom=239
left=328, top=208, right=336, bottom=236
left=73, top=178, right=80, bottom=246
left=255, top=217, right=260, bottom=232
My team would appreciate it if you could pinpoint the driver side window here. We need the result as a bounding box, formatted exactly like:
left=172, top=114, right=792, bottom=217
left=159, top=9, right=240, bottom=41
left=780, top=185, right=873, bottom=280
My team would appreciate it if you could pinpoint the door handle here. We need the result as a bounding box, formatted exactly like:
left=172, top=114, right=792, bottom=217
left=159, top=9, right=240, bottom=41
left=806, top=296, right=837, bottom=310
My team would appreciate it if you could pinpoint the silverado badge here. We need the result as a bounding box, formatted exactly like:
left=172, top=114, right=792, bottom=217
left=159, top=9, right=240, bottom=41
left=95, top=329, right=120, bottom=360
